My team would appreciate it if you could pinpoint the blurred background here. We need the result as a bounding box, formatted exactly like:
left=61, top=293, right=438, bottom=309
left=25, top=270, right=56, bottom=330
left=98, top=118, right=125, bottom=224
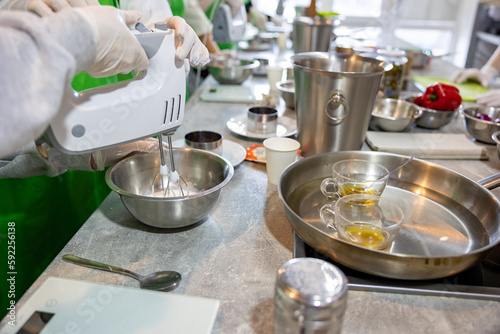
left=252, top=0, right=495, bottom=69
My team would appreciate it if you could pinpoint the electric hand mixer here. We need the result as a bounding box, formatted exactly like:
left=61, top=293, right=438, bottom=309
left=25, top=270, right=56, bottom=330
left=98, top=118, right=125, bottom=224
left=40, top=22, right=189, bottom=197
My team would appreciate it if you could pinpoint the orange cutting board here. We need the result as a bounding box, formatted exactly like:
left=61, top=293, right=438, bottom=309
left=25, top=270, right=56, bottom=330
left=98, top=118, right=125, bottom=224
left=412, top=76, right=489, bottom=101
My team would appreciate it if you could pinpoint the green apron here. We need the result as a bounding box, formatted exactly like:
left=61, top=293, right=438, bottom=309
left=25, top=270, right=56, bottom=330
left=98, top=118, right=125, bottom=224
left=168, top=0, right=184, bottom=17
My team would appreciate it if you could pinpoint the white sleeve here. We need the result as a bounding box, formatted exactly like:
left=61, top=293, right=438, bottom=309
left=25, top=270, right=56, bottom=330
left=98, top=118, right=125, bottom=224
left=120, top=0, right=173, bottom=27
left=0, top=9, right=96, bottom=159
left=184, top=0, right=212, bottom=36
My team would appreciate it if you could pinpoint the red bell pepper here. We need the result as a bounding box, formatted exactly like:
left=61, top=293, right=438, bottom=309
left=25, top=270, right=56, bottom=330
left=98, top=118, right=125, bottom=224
left=418, top=83, right=462, bottom=111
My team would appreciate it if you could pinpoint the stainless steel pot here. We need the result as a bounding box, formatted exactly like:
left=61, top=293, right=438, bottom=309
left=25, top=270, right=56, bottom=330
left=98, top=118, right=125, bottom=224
left=292, top=17, right=336, bottom=53
left=278, top=151, right=500, bottom=280
left=292, top=53, right=391, bottom=157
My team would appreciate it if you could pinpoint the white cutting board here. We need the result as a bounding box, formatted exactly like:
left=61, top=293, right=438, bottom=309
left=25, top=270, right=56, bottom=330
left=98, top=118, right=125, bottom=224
left=200, top=85, right=257, bottom=103
left=0, top=277, right=219, bottom=334
left=365, top=131, right=488, bottom=160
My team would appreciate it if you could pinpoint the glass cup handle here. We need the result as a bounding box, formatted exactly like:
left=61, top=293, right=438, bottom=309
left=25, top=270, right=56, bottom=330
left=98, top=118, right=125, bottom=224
left=319, top=203, right=337, bottom=231
left=324, top=91, right=349, bottom=125
left=320, top=178, right=338, bottom=200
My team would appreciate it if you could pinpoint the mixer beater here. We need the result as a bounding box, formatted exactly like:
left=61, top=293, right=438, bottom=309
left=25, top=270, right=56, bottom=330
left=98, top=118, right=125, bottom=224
left=153, top=134, right=189, bottom=198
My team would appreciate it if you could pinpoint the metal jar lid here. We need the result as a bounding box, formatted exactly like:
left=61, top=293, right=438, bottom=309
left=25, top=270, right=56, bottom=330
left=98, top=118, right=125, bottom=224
left=275, top=258, right=348, bottom=315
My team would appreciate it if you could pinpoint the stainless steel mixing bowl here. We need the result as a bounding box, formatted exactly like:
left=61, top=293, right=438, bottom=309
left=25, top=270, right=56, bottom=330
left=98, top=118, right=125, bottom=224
left=208, top=57, right=260, bottom=85
left=370, top=98, right=422, bottom=131
left=493, top=131, right=500, bottom=159
left=276, top=80, right=295, bottom=109
left=405, top=94, right=458, bottom=129
left=105, top=149, right=234, bottom=228
left=463, top=106, right=500, bottom=144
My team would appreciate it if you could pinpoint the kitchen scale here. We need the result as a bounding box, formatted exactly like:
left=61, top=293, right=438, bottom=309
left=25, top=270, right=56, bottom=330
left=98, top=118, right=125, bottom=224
left=0, top=277, right=219, bottom=334
left=293, top=232, right=500, bottom=302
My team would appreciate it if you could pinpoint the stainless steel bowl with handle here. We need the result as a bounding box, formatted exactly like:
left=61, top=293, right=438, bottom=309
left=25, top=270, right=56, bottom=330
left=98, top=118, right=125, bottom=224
left=105, top=149, right=234, bottom=229
left=404, top=94, right=458, bottom=129
left=370, top=98, right=422, bottom=132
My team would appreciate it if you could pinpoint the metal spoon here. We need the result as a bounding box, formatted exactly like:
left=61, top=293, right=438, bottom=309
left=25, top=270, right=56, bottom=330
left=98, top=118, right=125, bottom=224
left=62, top=254, right=181, bottom=292
left=364, top=155, right=414, bottom=192
left=375, top=155, right=415, bottom=181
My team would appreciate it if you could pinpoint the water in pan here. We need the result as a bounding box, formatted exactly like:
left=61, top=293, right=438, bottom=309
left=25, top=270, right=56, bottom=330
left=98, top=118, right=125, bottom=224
left=286, top=178, right=489, bottom=257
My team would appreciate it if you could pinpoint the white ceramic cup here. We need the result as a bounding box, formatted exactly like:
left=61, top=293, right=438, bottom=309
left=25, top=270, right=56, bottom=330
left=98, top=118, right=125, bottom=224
left=263, top=137, right=300, bottom=185
left=267, top=66, right=284, bottom=93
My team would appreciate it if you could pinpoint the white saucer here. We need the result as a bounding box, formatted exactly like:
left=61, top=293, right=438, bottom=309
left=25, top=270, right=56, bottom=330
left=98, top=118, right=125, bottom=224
left=173, top=139, right=246, bottom=167
left=226, top=114, right=297, bottom=140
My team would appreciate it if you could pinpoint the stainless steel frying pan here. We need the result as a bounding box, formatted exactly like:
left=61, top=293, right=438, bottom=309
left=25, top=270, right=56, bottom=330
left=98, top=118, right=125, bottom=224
left=278, top=151, right=500, bottom=280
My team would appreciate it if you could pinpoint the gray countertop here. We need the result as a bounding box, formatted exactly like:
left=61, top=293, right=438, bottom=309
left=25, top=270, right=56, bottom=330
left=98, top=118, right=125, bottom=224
left=3, top=58, right=500, bottom=334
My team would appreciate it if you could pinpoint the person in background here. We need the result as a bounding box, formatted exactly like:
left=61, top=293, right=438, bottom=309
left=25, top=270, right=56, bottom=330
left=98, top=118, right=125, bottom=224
left=452, top=2, right=500, bottom=107
left=453, top=45, right=500, bottom=107
left=184, top=0, right=220, bottom=53
left=0, top=1, right=209, bottom=318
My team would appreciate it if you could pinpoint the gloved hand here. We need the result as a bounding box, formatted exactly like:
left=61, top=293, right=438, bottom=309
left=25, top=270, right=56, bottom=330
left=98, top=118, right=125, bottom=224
left=248, top=7, right=267, bottom=30
left=452, top=64, right=498, bottom=87
left=0, top=0, right=99, bottom=16
left=225, top=0, right=243, bottom=16
left=74, top=6, right=149, bottom=77
left=0, top=138, right=165, bottom=178
left=27, top=0, right=99, bottom=17
left=164, top=16, right=210, bottom=67
left=475, top=89, right=500, bottom=107
left=91, top=137, right=165, bottom=170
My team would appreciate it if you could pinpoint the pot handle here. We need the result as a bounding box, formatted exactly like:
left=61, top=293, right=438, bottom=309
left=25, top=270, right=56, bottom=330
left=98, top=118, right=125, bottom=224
left=477, top=172, right=500, bottom=190
left=324, top=91, right=349, bottom=125
left=413, top=108, right=423, bottom=119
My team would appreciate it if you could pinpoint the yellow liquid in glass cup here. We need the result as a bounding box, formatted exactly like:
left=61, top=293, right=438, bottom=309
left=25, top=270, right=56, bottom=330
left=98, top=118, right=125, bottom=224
left=340, top=184, right=378, bottom=203
left=343, top=223, right=389, bottom=249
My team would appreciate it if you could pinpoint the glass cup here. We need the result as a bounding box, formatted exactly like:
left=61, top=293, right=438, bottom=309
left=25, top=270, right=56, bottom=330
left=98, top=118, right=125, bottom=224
left=320, top=194, right=404, bottom=250
left=320, top=159, right=390, bottom=200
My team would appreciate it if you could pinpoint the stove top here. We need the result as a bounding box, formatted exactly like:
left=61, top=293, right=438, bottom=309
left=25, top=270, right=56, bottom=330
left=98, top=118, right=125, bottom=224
left=293, top=233, right=500, bottom=301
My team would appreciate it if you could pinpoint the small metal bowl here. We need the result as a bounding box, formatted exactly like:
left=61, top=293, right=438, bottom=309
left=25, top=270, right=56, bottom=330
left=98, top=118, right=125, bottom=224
left=276, top=80, right=295, bottom=109
left=463, top=107, right=500, bottom=144
left=105, top=149, right=233, bottom=229
left=370, top=98, right=422, bottom=132
left=405, top=94, right=458, bottom=129
left=208, top=57, right=260, bottom=85
left=253, top=58, right=269, bottom=76
left=492, top=131, right=500, bottom=159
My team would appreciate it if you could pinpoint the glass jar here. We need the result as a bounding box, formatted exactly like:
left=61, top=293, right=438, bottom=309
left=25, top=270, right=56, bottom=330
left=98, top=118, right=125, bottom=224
left=376, top=49, right=408, bottom=98
left=274, top=258, right=348, bottom=334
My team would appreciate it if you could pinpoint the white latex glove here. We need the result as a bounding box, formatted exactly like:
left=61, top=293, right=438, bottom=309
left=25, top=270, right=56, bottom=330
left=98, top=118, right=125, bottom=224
left=26, top=0, right=99, bottom=17
left=74, top=6, right=149, bottom=77
left=164, top=16, right=210, bottom=67
left=225, top=0, right=243, bottom=16
left=248, top=7, right=267, bottom=30
left=475, top=89, right=500, bottom=107
left=0, top=142, right=92, bottom=178
left=91, top=138, right=165, bottom=170
left=0, top=0, right=99, bottom=15
left=452, top=65, right=498, bottom=87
